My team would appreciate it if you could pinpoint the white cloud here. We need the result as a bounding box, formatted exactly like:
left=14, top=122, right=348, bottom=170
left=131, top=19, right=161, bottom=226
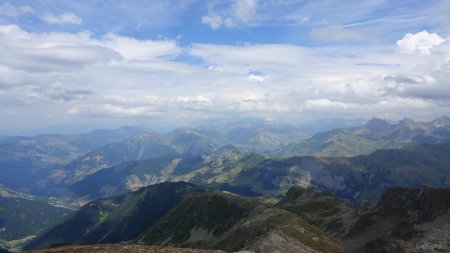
left=248, top=73, right=264, bottom=82
left=283, top=14, right=310, bottom=24
left=0, top=25, right=182, bottom=72
left=102, top=104, right=161, bottom=116
left=310, top=25, right=367, bottom=41
left=104, top=34, right=182, bottom=60
left=1, top=25, right=450, bottom=131
left=301, top=99, right=356, bottom=110
left=396, top=31, right=445, bottom=55
left=0, top=3, right=32, bottom=17
left=383, top=31, right=450, bottom=102
left=189, top=43, right=313, bottom=67
left=43, top=12, right=82, bottom=25
left=200, top=0, right=421, bottom=31
left=201, top=0, right=258, bottom=29
left=233, top=0, right=258, bottom=23
left=0, top=25, right=120, bottom=72
left=201, top=13, right=224, bottom=30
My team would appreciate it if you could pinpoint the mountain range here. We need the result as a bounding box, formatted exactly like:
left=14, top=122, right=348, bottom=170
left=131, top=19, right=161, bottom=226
left=198, top=118, right=309, bottom=152
left=23, top=182, right=450, bottom=253
left=46, top=116, right=450, bottom=200
left=0, top=119, right=308, bottom=196
left=277, top=116, right=450, bottom=157
left=2, top=116, right=450, bottom=199
left=68, top=142, right=450, bottom=203
left=0, top=127, right=145, bottom=195
left=0, top=116, right=449, bottom=252
left=58, top=128, right=223, bottom=185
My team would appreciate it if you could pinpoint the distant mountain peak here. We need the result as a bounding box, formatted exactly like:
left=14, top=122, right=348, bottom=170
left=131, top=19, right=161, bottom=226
left=398, top=117, right=417, bottom=127
left=431, top=115, right=450, bottom=127
left=170, top=127, right=198, bottom=133
left=127, top=132, right=160, bottom=142
left=129, top=131, right=153, bottom=138
left=367, top=117, right=388, bottom=124
left=365, top=117, right=390, bottom=131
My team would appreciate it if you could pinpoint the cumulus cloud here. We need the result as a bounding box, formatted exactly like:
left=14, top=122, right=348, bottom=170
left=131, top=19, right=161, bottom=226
left=201, top=13, right=225, bottom=30
left=382, top=31, right=450, bottom=102
left=0, top=25, right=120, bottom=72
left=104, top=34, right=182, bottom=60
left=43, top=12, right=82, bottom=25
left=396, top=31, right=445, bottom=55
left=0, top=24, right=184, bottom=115
left=0, top=25, right=181, bottom=73
left=0, top=3, right=32, bottom=17
left=1, top=25, right=450, bottom=130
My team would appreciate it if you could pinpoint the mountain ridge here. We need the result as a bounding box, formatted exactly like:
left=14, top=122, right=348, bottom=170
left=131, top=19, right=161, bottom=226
left=69, top=142, right=450, bottom=204
left=25, top=182, right=348, bottom=253
left=278, top=116, right=450, bottom=157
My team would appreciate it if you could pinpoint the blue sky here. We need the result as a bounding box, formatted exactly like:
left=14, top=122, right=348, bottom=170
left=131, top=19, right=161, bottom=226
left=3, top=0, right=447, bottom=45
left=0, top=0, right=449, bottom=134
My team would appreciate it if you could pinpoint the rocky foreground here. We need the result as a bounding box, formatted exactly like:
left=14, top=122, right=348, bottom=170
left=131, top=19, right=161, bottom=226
left=26, top=244, right=241, bottom=253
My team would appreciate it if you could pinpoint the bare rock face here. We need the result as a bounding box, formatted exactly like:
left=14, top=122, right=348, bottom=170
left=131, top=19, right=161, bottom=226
left=377, top=185, right=450, bottom=223
left=26, top=244, right=229, bottom=253
left=344, top=186, right=450, bottom=253
left=213, top=207, right=349, bottom=253
left=364, top=237, right=422, bottom=253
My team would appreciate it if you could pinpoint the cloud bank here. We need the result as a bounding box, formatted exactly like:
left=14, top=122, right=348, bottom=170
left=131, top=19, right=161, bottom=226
left=0, top=24, right=449, bottom=134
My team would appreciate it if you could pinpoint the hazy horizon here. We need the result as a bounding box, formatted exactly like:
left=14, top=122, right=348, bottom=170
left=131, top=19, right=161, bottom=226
left=1, top=115, right=448, bottom=136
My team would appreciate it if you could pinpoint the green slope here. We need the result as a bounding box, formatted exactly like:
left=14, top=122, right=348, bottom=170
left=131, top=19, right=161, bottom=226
left=138, top=191, right=257, bottom=247
left=61, top=129, right=224, bottom=185
left=26, top=182, right=349, bottom=253
left=24, top=182, right=202, bottom=250
left=69, top=146, right=265, bottom=200
left=0, top=195, right=69, bottom=241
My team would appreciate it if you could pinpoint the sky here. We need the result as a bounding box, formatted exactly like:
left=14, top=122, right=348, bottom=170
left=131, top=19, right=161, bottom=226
left=0, top=0, right=449, bottom=134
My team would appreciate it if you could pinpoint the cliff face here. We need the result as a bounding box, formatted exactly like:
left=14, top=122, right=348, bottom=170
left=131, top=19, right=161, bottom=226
left=344, top=186, right=450, bottom=253
left=364, top=237, right=422, bottom=253
left=377, top=186, right=450, bottom=223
